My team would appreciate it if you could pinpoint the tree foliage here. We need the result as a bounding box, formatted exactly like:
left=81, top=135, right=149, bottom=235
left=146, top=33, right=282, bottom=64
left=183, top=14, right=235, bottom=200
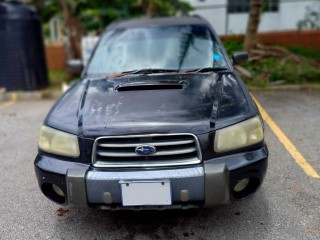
left=29, top=0, right=193, bottom=33
left=24, top=0, right=193, bottom=58
left=297, top=6, right=320, bottom=30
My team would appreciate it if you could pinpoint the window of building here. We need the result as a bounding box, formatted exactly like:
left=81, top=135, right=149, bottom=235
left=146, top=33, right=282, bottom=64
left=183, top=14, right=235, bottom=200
left=227, top=0, right=279, bottom=14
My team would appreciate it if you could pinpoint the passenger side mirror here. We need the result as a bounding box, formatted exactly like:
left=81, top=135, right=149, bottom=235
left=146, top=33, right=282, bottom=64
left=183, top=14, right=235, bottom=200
left=232, top=51, right=248, bottom=65
left=67, top=59, right=83, bottom=75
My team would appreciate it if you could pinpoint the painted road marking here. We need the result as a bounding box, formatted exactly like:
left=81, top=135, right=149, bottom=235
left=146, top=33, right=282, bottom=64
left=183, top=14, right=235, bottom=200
left=252, top=95, right=320, bottom=179
left=0, top=93, right=17, bottom=110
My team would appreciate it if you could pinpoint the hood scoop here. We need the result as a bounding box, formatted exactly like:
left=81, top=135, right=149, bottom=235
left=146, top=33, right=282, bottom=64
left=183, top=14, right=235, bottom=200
left=115, top=82, right=185, bottom=92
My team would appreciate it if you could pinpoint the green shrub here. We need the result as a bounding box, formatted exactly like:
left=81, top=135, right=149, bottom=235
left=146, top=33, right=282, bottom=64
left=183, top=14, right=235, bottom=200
left=221, top=40, right=243, bottom=57
left=242, top=57, right=320, bottom=85
left=220, top=41, right=320, bottom=86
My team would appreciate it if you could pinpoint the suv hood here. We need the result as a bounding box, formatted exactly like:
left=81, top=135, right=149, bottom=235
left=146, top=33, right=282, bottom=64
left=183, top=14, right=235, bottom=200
left=45, top=73, right=252, bottom=137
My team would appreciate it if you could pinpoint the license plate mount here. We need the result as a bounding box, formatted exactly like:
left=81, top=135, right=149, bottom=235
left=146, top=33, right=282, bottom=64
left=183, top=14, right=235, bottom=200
left=120, top=180, right=172, bottom=206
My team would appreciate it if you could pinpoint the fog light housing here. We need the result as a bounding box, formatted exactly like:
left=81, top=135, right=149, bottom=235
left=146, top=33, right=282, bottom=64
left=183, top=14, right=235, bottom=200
left=52, top=184, right=65, bottom=197
left=234, top=178, right=250, bottom=193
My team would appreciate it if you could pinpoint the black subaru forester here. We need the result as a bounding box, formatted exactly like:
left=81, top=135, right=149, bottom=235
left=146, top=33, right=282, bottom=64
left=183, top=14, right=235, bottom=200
left=35, top=16, right=268, bottom=209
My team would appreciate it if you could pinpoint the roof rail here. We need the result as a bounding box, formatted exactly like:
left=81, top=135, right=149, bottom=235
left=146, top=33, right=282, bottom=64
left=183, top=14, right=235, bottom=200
left=192, top=14, right=205, bottom=19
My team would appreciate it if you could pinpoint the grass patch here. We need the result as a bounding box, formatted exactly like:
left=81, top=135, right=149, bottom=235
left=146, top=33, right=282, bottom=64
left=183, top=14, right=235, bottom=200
left=287, top=46, right=320, bottom=60
left=48, top=70, right=79, bottom=90
left=49, top=71, right=67, bottom=84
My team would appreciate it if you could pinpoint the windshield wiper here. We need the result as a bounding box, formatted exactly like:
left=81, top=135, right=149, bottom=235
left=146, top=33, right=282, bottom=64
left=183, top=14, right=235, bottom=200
left=120, top=68, right=178, bottom=76
left=186, top=67, right=228, bottom=73
left=112, top=67, right=227, bottom=78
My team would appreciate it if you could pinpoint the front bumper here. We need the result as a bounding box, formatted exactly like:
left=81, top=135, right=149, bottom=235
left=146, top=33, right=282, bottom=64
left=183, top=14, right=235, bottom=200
left=34, top=146, right=268, bottom=209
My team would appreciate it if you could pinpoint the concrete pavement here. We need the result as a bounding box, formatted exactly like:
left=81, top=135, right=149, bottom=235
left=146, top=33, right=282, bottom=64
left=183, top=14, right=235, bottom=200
left=0, top=90, right=319, bottom=240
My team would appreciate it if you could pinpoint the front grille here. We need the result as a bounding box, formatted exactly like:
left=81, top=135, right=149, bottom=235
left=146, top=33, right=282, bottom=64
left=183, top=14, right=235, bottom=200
left=92, top=134, right=202, bottom=167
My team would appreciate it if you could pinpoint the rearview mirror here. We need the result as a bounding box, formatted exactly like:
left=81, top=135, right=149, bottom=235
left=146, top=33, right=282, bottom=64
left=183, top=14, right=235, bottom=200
left=67, top=59, right=83, bottom=75
left=232, top=51, right=248, bottom=65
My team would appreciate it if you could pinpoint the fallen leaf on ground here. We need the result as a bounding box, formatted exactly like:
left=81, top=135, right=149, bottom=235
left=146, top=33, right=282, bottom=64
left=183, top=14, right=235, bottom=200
left=56, top=208, right=69, bottom=217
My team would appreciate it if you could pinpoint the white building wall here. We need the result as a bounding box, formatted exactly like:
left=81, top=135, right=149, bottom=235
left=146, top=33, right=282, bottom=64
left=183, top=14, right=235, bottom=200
left=278, top=1, right=319, bottom=29
left=187, top=0, right=320, bottom=35
left=188, top=0, right=228, bottom=34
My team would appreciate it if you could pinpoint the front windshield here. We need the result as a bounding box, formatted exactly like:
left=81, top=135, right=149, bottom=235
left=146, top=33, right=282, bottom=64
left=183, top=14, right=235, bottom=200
left=86, top=24, right=227, bottom=76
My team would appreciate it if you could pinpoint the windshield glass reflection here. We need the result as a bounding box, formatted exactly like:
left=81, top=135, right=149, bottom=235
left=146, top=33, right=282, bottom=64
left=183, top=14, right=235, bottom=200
left=87, top=25, right=227, bottom=76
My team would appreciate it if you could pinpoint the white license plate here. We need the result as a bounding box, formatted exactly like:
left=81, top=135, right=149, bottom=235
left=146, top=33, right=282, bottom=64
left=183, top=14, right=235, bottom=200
left=120, top=180, right=172, bottom=206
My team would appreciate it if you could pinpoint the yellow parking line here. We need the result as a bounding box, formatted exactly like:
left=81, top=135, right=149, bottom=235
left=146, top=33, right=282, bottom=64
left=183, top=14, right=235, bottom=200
left=252, top=95, right=320, bottom=179
left=0, top=93, right=17, bottom=110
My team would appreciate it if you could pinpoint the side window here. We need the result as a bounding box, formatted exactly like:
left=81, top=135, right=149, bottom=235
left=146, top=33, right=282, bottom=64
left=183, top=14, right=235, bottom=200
left=228, top=0, right=250, bottom=13
left=227, top=0, right=279, bottom=14
left=213, top=43, right=226, bottom=67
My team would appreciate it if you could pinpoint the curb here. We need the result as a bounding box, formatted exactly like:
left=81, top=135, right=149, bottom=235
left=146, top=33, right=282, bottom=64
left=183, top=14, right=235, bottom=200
left=248, top=84, right=320, bottom=91
left=1, top=84, right=319, bottom=102
left=0, top=90, right=62, bottom=102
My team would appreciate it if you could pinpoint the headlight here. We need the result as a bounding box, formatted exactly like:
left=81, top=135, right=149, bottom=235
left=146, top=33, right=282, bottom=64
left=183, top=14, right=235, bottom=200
left=39, top=126, right=80, bottom=158
left=214, top=116, right=264, bottom=153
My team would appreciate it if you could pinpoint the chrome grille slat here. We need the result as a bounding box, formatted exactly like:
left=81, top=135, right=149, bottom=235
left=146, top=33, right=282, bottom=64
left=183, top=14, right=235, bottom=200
left=98, top=139, right=194, bottom=148
left=92, top=133, right=202, bottom=168
left=97, top=147, right=197, bottom=157
left=94, top=157, right=200, bottom=168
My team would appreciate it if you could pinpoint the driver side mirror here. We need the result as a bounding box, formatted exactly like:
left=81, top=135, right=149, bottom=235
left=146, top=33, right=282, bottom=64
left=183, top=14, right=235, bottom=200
left=67, top=59, right=83, bottom=76
left=232, top=51, right=248, bottom=65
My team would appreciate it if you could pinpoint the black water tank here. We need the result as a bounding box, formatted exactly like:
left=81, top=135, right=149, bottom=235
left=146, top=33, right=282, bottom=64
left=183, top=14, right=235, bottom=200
left=0, top=1, right=48, bottom=91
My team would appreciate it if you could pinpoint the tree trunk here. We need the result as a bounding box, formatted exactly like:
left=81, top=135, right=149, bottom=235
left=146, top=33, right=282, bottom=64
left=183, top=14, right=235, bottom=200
left=66, top=16, right=83, bottom=59
left=142, top=0, right=156, bottom=17
left=29, top=0, right=45, bottom=10
left=244, top=0, right=262, bottom=51
left=56, top=0, right=83, bottom=59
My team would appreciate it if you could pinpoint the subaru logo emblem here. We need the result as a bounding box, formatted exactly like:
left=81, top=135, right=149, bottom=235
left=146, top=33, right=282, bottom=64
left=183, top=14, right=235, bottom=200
left=135, top=145, right=157, bottom=156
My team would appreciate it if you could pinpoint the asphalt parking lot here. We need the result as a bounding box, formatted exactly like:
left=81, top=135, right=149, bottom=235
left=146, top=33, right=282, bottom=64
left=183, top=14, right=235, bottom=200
left=0, top=90, right=319, bottom=240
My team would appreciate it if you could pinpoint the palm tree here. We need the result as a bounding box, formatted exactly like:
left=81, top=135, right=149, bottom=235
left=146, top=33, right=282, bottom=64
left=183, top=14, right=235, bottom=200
left=55, top=0, right=84, bottom=59
left=136, top=0, right=192, bottom=17
left=27, top=0, right=192, bottom=60
left=244, top=0, right=262, bottom=51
